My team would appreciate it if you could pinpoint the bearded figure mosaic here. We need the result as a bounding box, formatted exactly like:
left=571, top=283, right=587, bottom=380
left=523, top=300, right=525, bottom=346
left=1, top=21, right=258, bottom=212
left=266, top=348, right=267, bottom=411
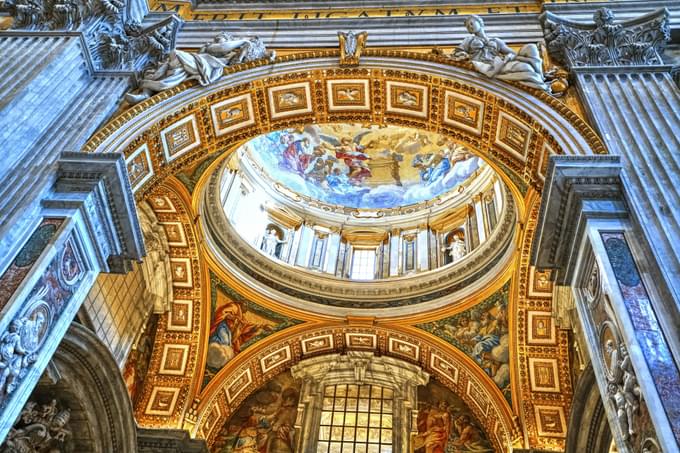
left=415, top=380, right=493, bottom=453
left=212, top=371, right=300, bottom=453
left=238, top=123, right=482, bottom=209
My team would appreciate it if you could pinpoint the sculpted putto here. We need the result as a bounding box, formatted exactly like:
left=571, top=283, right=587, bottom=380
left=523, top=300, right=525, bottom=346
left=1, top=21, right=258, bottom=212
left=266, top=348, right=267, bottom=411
left=450, top=15, right=549, bottom=92
left=125, top=32, right=276, bottom=104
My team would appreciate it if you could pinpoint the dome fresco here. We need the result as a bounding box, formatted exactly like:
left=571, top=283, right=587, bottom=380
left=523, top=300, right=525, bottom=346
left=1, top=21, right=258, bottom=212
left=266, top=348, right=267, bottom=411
left=238, top=123, right=483, bottom=209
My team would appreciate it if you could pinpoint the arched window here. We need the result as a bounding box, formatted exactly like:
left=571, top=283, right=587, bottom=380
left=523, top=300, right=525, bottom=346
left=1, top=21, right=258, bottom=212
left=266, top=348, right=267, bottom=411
left=291, top=352, right=429, bottom=453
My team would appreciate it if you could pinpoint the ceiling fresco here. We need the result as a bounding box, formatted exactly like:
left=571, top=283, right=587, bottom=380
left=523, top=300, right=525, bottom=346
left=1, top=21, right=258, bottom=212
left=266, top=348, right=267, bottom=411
left=417, top=281, right=512, bottom=404
left=99, top=56, right=601, bottom=452
left=240, top=123, right=482, bottom=209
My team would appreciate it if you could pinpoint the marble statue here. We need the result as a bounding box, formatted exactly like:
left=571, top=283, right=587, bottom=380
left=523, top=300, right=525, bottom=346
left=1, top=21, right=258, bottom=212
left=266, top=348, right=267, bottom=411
left=451, top=15, right=548, bottom=91
left=125, top=32, right=275, bottom=104
left=443, top=236, right=467, bottom=263
left=262, top=229, right=287, bottom=257
left=604, top=339, right=641, bottom=443
left=0, top=317, right=38, bottom=403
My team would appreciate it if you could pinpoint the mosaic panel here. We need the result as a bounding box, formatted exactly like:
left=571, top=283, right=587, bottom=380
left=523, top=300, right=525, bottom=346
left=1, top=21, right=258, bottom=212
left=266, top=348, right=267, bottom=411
left=145, top=386, right=180, bottom=416
left=159, top=344, right=190, bottom=376
left=326, top=79, right=371, bottom=112
left=126, top=143, right=153, bottom=191
left=443, top=90, right=485, bottom=135
left=167, top=299, right=193, bottom=332
left=528, top=358, right=560, bottom=393
left=495, top=111, right=532, bottom=162
left=385, top=81, right=428, bottom=119
left=267, top=82, right=313, bottom=120
left=534, top=405, right=567, bottom=438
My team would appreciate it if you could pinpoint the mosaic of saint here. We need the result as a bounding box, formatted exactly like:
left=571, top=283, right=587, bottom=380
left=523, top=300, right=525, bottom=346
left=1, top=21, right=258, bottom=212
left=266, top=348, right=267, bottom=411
left=415, top=380, right=493, bottom=452
left=212, top=370, right=300, bottom=452
left=204, top=274, right=301, bottom=386
left=417, top=282, right=511, bottom=403
left=239, top=123, right=482, bottom=209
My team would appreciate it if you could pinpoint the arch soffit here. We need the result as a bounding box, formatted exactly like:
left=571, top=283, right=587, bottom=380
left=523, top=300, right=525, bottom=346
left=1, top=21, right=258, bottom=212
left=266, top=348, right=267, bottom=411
left=83, top=51, right=606, bottom=206
left=135, top=180, right=519, bottom=453
left=96, top=51, right=603, bottom=451
left=53, top=323, right=138, bottom=452
left=190, top=321, right=519, bottom=452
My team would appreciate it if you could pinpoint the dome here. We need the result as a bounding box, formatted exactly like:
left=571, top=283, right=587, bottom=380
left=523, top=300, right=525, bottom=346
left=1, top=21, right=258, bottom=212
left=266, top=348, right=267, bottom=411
left=240, top=123, right=482, bottom=210
left=201, top=122, right=517, bottom=315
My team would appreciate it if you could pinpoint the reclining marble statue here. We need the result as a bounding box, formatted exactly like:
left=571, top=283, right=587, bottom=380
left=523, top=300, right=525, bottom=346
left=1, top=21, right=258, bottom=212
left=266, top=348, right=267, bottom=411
left=125, top=32, right=276, bottom=104
left=450, top=15, right=549, bottom=92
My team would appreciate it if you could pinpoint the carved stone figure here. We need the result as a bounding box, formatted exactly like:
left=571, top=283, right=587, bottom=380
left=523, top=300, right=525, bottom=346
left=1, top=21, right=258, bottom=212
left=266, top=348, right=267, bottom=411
left=262, top=229, right=286, bottom=257
left=451, top=15, right=548, bottom=91
left=541, top=7, right=670, bottom=67
left=443, top=235, right=467, bottom=263
left=338, top=30, right=368, bottom=66
left=124, top=32, right=275, bottom=104
left=47, top=0, right=87, bottom=29
left=7, top=0, right=43, bottom=28
left=1, top=399, right=71, bottom=452
left=604, top=339, right=641, bottom=443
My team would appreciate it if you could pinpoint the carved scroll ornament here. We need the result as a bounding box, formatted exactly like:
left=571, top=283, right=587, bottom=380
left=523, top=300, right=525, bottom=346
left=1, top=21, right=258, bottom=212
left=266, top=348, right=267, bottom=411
left=0, top=400, right=71, bottom=453
left=541, top=7, right=670, bottom=68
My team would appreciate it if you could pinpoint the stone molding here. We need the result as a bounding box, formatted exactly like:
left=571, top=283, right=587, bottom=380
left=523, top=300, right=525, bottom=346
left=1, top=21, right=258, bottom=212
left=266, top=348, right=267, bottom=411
left=47, top=152, right=145, bottom=272
left=531, top=155, right=625, bottom=285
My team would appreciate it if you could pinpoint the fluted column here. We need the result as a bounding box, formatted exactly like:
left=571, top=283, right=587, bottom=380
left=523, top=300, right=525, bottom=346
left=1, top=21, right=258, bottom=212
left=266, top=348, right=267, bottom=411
left=539, top=8, right=680, bottom=451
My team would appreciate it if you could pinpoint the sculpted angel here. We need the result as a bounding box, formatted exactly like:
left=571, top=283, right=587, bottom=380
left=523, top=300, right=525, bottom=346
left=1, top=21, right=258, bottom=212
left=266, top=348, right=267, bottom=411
left=125, top=32, right=275, bottom=104
left=452, top=15, right=547, bottom=91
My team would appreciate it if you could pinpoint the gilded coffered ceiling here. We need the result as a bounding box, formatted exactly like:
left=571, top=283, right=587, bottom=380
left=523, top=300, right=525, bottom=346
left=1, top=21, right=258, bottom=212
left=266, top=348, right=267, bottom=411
left=85, top=50, right=605, bottom=452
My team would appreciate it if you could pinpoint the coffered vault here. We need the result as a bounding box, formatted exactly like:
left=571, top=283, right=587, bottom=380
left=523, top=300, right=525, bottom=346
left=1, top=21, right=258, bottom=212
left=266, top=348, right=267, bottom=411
left=75, top=49, right=609, bottom=452
left=1, top=1, right=679, bottom=453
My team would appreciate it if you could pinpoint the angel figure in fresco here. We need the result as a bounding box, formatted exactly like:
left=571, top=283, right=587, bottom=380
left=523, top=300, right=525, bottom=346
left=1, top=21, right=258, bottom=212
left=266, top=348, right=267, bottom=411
left=206, top=295, right=271, bottom=371
left=412, top=151, right=450, bottom=184
left=325, top=136, right=372, bottom=184
left=280, top=136, right=313, bottom=173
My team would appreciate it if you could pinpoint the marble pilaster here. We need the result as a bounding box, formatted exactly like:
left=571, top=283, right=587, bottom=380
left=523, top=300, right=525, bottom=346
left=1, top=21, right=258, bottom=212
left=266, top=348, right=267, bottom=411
left=0, top=152, right=143, bottom=444
left=532, top=156, right=680, bottom=453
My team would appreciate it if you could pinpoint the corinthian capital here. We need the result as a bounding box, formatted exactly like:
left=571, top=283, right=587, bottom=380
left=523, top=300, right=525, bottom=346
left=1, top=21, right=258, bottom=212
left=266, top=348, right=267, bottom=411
left=540, top=7, right=670, bottom=68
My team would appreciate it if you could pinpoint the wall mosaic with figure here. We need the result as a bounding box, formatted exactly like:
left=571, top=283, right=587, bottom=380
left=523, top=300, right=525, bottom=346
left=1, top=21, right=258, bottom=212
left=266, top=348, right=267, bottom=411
left=204, top=273, right=302, bottom=387
left=211, top=370, right=300, bottom=452
left=415, top=379, right=493, bottom=453
left=417, top=282, right=511, bottom=404
left=0, top=219, right=63, bottom=311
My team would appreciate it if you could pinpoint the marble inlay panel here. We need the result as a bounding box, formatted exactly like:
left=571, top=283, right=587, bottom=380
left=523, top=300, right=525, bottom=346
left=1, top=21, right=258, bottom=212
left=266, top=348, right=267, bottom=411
left=602, top=232, right=680, bottom=443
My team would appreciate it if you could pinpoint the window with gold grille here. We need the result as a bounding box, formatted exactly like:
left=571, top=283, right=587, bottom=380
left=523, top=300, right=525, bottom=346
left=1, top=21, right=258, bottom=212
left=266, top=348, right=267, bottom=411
left=317, top=384, right=393, bottom=453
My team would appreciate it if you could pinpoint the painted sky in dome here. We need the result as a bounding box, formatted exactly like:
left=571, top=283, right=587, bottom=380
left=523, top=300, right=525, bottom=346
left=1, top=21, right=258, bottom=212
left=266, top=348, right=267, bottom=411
left=240, top=123, right=482, bottom=209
